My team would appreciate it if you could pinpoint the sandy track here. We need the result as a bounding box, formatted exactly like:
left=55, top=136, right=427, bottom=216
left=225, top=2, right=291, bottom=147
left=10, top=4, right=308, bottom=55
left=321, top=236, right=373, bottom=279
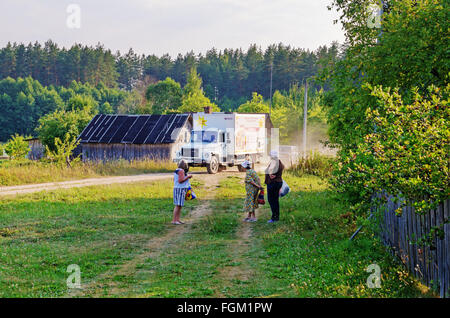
left=213, top=219, right=254, bottom=297
left=0, top=173, right=172, bottom=197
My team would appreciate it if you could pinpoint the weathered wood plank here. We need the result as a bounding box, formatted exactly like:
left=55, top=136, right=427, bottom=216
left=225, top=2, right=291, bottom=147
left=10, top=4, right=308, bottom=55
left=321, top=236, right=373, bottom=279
left=378, top=195, right=448, bottom=297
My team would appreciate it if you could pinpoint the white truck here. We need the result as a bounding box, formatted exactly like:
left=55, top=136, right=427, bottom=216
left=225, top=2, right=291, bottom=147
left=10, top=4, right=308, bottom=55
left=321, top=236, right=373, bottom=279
left=175, top=111, right=271, bottom=174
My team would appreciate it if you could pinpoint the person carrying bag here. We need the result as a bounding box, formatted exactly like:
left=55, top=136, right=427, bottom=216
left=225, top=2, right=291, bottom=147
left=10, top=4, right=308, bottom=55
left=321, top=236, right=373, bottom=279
left=265, top=150, right=285, bottom=223
left=172, top=160, right=192, bottom=225
left=242, top=160, right=263, bottom=222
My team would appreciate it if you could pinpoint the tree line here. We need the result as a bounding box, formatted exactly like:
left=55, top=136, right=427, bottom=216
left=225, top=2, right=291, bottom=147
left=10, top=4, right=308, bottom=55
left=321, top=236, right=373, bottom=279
left=0, top=40, right=339, bottom=108
left=0, top=77, right=127, bottom=141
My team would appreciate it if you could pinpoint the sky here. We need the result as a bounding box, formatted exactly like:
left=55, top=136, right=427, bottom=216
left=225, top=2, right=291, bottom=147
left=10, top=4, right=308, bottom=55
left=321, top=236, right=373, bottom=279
left=0, top=0, right=345, bottom=57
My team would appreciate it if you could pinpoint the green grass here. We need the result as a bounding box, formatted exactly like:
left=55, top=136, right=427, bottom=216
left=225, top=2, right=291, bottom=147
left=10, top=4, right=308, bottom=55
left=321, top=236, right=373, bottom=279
left=196, top=173, right=433, bottom=298
left=0, top=171, right=434, bottom=298
left=0, top=179, right=201, bottom=297
left=253, top=174, right=434, bottom=297
left=118, top=189, right=242, bottom=297
left=128, top=222, right=240, bottom=297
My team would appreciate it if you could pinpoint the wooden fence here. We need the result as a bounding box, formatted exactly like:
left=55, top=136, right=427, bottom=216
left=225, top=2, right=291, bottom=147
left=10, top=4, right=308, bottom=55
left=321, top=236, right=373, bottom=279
left=377, top=195, right=449, bottom=297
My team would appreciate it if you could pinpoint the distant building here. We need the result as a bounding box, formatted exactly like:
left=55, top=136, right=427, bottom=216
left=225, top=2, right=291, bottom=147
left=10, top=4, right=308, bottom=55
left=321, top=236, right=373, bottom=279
left=78, top=114, right=192, bottom=161
left=0, top=147, right=8, bottom=159
left=25, top=137, right=45, bottom=160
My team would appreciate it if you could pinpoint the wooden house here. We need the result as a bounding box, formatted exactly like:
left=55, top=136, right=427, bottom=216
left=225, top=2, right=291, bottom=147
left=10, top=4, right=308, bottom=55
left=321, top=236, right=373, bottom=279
left=25, top=137, right=45, bottom=160
left=78, top=114, right=192, bottom=161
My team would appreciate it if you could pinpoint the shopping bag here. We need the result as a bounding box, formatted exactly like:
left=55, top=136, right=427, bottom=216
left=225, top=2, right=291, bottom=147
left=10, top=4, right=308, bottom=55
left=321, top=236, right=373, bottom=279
left=279, top=180, right=290, bottom=197
left=257, top=189, right=265, bottom=205
left=185, top=187, right=197, bottom=200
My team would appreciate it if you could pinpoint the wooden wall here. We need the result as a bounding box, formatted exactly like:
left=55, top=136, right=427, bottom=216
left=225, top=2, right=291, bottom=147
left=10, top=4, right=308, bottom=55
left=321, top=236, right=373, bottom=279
left=378, top=194, right=449, bottom=297
left=81, top=143, right=176, bottom=162
left=27, top=139, right=45, bottom=160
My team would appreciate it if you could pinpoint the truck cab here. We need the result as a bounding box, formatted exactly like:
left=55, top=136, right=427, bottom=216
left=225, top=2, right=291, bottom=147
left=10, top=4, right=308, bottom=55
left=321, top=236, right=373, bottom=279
left=177, top=129, right=226, bottom=173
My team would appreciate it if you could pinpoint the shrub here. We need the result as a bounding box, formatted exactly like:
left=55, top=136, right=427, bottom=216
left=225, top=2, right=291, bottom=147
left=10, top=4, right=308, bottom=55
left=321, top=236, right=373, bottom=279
left=4, top=134, right=30, bottom=160
left=332, top=84, right=449, bottom=215
left=45, top=133, right=80, bottom=167
left=36, top=106, right=94, bottom=152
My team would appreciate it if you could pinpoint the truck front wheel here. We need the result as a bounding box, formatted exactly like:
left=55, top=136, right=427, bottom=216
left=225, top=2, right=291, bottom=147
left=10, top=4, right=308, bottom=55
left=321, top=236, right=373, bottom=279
left=207, top=156, right=219, bottom=174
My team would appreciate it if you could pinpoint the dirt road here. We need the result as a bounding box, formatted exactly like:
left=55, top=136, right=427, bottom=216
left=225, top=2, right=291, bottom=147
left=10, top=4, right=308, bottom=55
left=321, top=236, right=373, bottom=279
left=0, top=169, right=246, bottom=197
left=0, top=173, right=172, bottom=197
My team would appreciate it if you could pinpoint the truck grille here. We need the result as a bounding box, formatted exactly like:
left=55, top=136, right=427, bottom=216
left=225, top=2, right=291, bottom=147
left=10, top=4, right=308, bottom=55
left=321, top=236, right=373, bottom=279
left=182, top=148, right=199, bottom=157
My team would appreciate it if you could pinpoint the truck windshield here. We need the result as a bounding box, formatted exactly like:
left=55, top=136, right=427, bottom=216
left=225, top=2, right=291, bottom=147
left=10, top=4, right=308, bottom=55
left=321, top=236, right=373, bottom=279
left=191, top=131, right=218, bottom=143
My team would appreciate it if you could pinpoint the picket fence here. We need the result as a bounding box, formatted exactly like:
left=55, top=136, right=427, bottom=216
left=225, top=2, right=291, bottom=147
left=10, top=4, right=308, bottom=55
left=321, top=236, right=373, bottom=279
left=377, top=195, right=449, bottom=297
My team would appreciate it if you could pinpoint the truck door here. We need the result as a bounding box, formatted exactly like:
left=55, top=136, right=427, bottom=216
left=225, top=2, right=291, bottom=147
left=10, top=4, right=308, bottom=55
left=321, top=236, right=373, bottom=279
left=219, top=131, right=226, bottom=163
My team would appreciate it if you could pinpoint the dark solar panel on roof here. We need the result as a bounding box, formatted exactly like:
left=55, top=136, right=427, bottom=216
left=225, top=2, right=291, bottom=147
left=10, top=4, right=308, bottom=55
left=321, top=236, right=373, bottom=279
left=79, top=114, right=190, bottom=145
left=99, top=115, right=128, bottom=143
left=122, top=116, right=150, bottom=143
left=161, top=114, right=189, bottom=143
left=143, top=115, right=171, bottom=144
left=133, top=115, right=161, bottom=144
left=154, top=114, right=176, bottom=144
left=85, top=115, right=110, bottom=142
left=79, top=114, right=104, bottom=142
left=89, top=115, right=116, bottom=143
left=110, top=116, right=138, bottom=143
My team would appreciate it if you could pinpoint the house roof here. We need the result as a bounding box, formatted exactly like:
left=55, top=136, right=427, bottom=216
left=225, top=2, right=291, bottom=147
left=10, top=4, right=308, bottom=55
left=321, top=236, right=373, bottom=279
left=78, top=114, right=191, bottom=144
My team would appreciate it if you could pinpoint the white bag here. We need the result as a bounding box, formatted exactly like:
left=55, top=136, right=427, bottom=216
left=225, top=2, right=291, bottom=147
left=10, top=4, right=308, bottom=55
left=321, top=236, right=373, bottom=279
left=279, top=180, right=290, bottom=197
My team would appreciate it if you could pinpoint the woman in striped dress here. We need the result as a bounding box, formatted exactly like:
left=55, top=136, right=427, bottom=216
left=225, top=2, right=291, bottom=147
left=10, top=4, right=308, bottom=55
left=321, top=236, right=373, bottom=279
left=172, top=160, right=192, bottom=225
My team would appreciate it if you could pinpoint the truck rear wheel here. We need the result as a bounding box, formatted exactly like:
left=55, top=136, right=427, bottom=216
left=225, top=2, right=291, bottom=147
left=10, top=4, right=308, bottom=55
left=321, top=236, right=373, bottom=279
left=207, top=156, right=219, bottom=174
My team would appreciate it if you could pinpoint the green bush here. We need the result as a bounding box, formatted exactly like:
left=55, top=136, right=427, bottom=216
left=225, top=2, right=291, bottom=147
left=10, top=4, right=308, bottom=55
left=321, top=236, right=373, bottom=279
left=45, top=133, right=80, bottom=167
left=36, top=107, right=94, bottom=153
left=4, top=134, right=30, bottom=160
left=323, top=0, right=449, bottom=217
left=333, top=85, right=449, bottom=215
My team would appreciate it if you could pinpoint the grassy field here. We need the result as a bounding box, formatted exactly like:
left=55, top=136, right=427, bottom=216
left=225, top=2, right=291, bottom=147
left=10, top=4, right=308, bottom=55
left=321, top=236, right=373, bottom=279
left=0, top=171, right=433, bottom=298
left=0, top=159, right=179, bottom=187
left=0, top=179, right=204, bottom=297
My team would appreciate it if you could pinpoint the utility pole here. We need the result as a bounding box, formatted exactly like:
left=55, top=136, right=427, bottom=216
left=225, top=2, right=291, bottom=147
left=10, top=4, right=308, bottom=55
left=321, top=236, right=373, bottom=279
left=214, top=86, right=218, bottom=102
left=303, top=79, right=308, bottom=157
left=269, top=62, right=273, bottom=115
